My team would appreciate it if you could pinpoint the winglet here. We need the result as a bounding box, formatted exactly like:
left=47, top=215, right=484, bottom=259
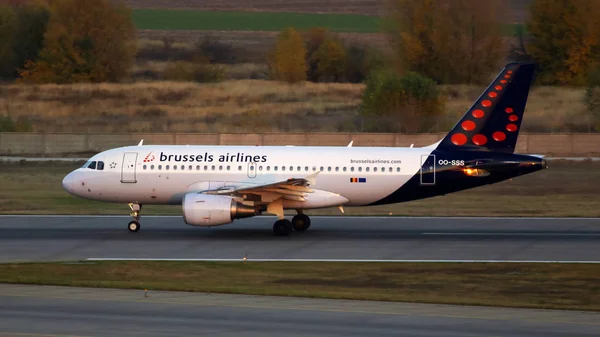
left=347, top=141, right=353, bottom=147
left=137, top=139, right=144, bottom=146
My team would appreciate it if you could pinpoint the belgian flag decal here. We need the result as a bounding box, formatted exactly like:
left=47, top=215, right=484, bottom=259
left=350, top=178, right=367, bottom=183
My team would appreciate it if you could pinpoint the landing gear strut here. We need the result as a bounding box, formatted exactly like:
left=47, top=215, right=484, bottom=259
left=128, top=203, right=142, bottom=233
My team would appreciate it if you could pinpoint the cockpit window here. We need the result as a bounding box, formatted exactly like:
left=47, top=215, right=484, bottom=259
left=97, top=161, right=104, bottom=170
left=87, top=161, right=97, bottom=169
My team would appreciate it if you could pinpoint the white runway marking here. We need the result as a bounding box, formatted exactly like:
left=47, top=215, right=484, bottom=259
left=86, top=258, right=600, bottom=263
left=422, top=232, right=600, bottom=236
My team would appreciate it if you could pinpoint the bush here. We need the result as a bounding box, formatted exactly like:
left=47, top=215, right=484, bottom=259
left=361, top=69, right=444, bottom=132
left=310, top=37, right=346, bottom=82
left=19, top=0, right=136, bottom=83
left=195, top=37, right=237, bottom=64
left=0, top=115, right=32, bottom=132
left=268, top=27, right=307, bottom=83
left=163, top=57, right=223, bottom=83
left=585, top=69, right=600, bottom=130
left=344, top=44, right=384, bottom=84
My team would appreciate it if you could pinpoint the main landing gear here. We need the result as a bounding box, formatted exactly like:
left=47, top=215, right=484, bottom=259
left=128, top=203, right=142, bottom=233
left=272, top=213, right=311, bottom=236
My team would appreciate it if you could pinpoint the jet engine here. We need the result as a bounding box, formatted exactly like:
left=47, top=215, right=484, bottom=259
left=182, top=193, right=257, bottom=226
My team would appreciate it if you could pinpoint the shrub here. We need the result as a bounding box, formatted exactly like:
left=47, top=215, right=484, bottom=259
left=19, top=0, right=136, bottom=83
left=0, top=114, right=32, bottom=132
left=195, top=37, right=237, bottom=64
left=268, top=27, right=307, bottom=83
left=344, top=44, right=384, bottom=84
left=361, top=69, right=444, bottom=132
left=310, top=37, right=346, bottom=82
left=163, top=57, right=223, bottom=83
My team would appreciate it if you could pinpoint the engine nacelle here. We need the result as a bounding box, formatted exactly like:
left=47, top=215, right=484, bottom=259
left=182, top=193, right=257, bottom=227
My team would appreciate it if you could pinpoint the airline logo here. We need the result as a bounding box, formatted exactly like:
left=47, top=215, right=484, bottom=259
left=350, top=177, right=367, bottom=183
left=143, top=152, right=156, bottom=163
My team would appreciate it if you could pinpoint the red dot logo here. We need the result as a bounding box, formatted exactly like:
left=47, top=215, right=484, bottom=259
left=500, top=80, right=507, bottom=84
left=472, top=134, right=488, bottom=146
left=472, top=109, right=485, bottom=118
left=495, top=85, right=503, bottom=90
left=488, top=92, right=498, bottom=98
left=507, top=70, right=513, bottom=74
left=504, top=75, right=511, bottom=79
left=505, top=107, right=514, bottom=113
left=461, top=120, right=476, bottom=131
left=509, top=115, right=519, bottom=122
left=506, top=124, right=518, bottom=132
left=451, top=133, right=467, bottom=146
left=493, top=131, right=506, bottom=141
left=481, top=100, right=492, bottom=107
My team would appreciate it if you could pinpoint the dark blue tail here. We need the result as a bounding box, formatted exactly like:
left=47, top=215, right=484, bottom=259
left=437, top=63, right=535, bottom=153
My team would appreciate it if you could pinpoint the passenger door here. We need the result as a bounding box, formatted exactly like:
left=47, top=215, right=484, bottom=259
left=121, top=152, right=138, bottom=183
left=420, top=154, right=436, bottom=185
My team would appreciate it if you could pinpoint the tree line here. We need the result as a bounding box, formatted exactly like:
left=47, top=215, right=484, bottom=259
left=0, top=0, right=599, bottom=131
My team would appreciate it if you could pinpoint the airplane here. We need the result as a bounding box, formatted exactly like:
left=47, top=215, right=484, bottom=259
left=62, top=63, right=547, bottom=236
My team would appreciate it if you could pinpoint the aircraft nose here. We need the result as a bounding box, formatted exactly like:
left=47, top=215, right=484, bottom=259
left=62, top=172, right=77, bottom=194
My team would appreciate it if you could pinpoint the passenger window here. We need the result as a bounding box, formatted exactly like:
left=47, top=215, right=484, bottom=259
left=298, top=166, right=301, bottom=171
left=227, top=166, right=230, bottom=171
left=88, top=161, right=97, bottom=169
left=151, top=165, right=155, bottom=170
left=351, top=167, right=354, bottom=172
left=211, top=165, right=215, bottom=170
left=204, top=165, right=208, bottom=171
left=312, top=166, right=316, bottom=171
left=238, top=165, right=242, bottom=171
left=381, top=167, right=385, bottom=172
left=158, top=165, right=162, bottom=170
left=219, top=165, right=223, bottom=171
left=143, top=165, right=147, bottom=170
left=290, top=166, right=293, bottom=171
left=389, top=167, right=392, bottom=172
left=196, top=165, right=200, bottom=170
left=305, top=166, right=309, bottom=171
left=259, top=166, right=263, bottom=171
left=189, top=165, right=192, bottom=170
left=335, top=167, right=339, bottom=172
left=374, top=167, right=378, bottom=172
left=267, top=166, right=271, bottom=171
left=358, top=167, right=362, bottom=172
left=327, top=167, right=331, bottom=172
left=396, top=167, right=401, bottom=172
left=366, top=167, right=370, bottom=172
left=320, top=166, right=324, bottom=171
left=275, top=166, right=278, bottom=171
left=282, top=166, right=286, bottom=171
left=343, top=167, right=347, bottom=172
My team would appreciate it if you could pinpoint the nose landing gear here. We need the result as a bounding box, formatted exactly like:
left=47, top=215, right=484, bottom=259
left=128, top=203, right=142, bottom=233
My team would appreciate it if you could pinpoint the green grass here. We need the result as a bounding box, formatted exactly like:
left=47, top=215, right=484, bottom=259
left=0, top=160, right=599, bottom=216
left=0, top=261, right=598, bottom=311
left=131, top=9, right=524, bottom=35
left=132, top=9, right=381, bottom=33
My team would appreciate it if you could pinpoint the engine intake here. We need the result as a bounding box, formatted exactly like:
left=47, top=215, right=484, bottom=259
left=182, top=193, right=257, bottom=226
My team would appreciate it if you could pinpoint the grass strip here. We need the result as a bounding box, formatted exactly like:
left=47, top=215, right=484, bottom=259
left=132, top=9, right=381, bottom=33
left=131, top=9, right=524, bottom=35
left=0, top=261, right=598, bottom=311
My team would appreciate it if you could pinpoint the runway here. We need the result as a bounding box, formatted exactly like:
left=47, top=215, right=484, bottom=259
left=0, top=284, right=597, bottom=337
left=0, top=215, right=599, bottom=262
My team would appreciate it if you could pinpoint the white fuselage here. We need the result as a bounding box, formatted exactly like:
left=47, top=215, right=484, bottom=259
left=63, top=145, right=435, bottom=208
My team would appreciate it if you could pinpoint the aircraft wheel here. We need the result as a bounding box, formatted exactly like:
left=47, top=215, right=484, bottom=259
left=292, top=214, right=311, bottom=231
left=273, top=219, right=293, bottom=236
left=128, top=220, right=140, bottom=233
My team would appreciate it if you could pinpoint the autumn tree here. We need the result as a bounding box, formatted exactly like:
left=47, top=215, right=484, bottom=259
left=268, top=27, right=307, bottom=83
left=0, top=6, right=16, bottom=78
left=385, top=0, right=507, bottom=84
left=527, top=0, right=600, bottom=85
left=310, top=37, right=346, bottom=82
left=20, top=0, right=136, bottom=83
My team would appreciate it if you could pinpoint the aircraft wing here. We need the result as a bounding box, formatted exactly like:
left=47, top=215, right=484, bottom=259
left=203, top=172, right=319, bottom=202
